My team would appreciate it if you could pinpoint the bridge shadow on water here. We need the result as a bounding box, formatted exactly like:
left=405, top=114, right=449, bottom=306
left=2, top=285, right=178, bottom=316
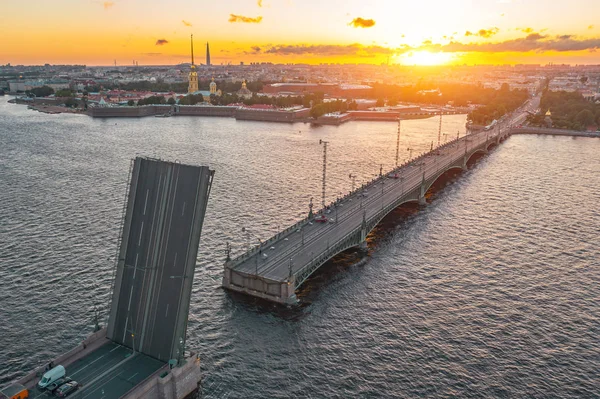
left=228, top=148, right=493, bottom=317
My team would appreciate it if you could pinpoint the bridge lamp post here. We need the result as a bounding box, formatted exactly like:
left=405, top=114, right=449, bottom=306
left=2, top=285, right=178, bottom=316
left=242, top=227, right=263, bottom=276
left=380, top=179, right=385, bottom=210
left=349, top=173, right=357, bottom=193
left=319, top=139, right=329, bottom=209
left=407, top=147, right=413, bottom=161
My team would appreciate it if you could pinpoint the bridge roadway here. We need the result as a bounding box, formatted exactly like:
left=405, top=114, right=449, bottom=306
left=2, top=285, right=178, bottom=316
left=223, top=104, right=534, bottom=304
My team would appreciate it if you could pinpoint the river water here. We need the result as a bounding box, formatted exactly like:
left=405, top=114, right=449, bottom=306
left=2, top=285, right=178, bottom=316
left=0, top=97, right=598, bottom=398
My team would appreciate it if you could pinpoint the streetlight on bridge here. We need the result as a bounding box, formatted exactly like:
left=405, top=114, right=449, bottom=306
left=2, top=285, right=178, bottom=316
left=242, top=227, right=263, bottom=276
left=319, top=139, right=329, bottom=209
left=349, top=173, right=357, bottom=192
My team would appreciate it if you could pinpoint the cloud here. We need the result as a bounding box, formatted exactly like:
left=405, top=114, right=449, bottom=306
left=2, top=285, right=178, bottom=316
left=418, top=33, right=600, bottom=53
left=589, top=25, right=594, bottom=30
left=518, top=27, right=535, bottom=33
left=142, top=52, right=162, bottom=56
left=257, top=0, right=263, bottom=6
left=349, top=17, right=376, bottom=28
left=182, top=20, right=192, bottom=27
left=466, top=27, right=499, bottom=38
left=262, top=43, right=394, bottom=56
left=229, top=14, right=263, bottom=23
left=103, top=1, right=114, bottom=10
left=247, top=32, right=600, bottom=60
left=155, top=39, right=169, bottom=46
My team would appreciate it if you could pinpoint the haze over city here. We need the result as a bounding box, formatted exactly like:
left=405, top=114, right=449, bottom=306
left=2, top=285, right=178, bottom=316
left=1, top=1, right=599, bottom=399
left=2, top=0, right=600, bottom=66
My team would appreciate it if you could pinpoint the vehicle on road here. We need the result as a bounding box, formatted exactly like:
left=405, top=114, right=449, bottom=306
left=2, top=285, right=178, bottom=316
left=387, top=173, right=400, bottom=179
left=46, top=377, right=72, bottom=394
left=314, top=215, right=328, bottom=223
left=0, top=383, right=28, bottom=399
left=55, top=381, right=78, bottom=398
left=38, top=365, right=66, bottom=390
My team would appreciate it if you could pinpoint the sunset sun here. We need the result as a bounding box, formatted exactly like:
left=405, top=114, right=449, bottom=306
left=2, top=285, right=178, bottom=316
left=399, top=50, right=457, bottom=66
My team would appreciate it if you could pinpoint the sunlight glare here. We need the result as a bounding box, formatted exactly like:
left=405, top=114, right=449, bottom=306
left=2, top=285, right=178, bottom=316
left=399, top=50, right=456, bottom=66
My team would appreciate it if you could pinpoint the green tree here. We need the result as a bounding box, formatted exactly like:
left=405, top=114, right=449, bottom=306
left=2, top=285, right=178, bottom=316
left=167, top=97, right=176, bottom=105
left=56, top=89, right=73, bottom=97
left=27, top=85, right=54, bottom=97
left=64, top=97, right=78, bottom=108
left=127, top=99, right=135, bottom=106
left=575, top=109, right=595, bottom=127
left=310, top=103, right=326, bottom=119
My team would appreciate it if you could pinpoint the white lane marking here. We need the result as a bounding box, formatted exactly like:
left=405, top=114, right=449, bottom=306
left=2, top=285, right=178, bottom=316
left=138, top=221, right=144, bottom=246
left=70, top=346, right=122, bottom=377
left=80, top=360, right=131, bottom=399
left=133, top=253, right=139, bottom=279
left=143, top=189, right=149, bottom=215
left=181, top=201, right=186, bottom=216
left=127, top=372, right=139, bottom=381
left=109, top=345, right=121, bottom=353
left=165, top=304, right=169, bottom=318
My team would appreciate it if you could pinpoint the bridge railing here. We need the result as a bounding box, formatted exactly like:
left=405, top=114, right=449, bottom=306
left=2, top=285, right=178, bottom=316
left=230, top=124, right=505, bottom=269
left=292, top=131, right=498, bottom=287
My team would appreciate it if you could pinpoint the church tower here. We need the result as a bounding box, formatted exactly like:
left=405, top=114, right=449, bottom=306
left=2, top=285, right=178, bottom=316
left=188, top=34, right=199, bottom=94
left=209, top=77, right=217, bottom=95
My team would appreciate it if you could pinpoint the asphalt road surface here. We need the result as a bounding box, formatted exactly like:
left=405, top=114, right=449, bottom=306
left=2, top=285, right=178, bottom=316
left=110, top=158, right=213, bottom=362
left=28, top=341, right=164, bottom=399
left=232, top=100, right=536, bottom=283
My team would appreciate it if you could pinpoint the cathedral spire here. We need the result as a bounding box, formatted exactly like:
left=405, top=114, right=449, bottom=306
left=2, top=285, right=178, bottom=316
left=188, top=34, right=199, bottom=93
left=190, top=34, right=195, bottom=66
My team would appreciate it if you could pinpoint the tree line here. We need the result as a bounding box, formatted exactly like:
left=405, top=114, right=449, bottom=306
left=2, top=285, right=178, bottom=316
left=527, top=90, right=600, bottom=131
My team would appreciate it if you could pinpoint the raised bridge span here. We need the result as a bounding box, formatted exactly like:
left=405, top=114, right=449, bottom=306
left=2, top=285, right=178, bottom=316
left=223, top=109, right=532, bottom=304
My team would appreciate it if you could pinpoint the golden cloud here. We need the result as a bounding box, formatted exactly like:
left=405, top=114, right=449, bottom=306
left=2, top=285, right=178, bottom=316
left=103, top=1, right=115, bottom=10
left=349, top=17, right=376, bottom=28
left=465, top=27, right=499, bottom=38
left=182, top=20, right=192, bottom=27
left=155, top=39, right=169, bottom=46
left=229, top=14, right=263, bottom=23
left=517, top=27, right=535, bottom=34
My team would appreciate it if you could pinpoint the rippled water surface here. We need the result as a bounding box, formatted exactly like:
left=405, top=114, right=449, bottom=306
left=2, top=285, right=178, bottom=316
left=1, top=97, right=598, bottom=397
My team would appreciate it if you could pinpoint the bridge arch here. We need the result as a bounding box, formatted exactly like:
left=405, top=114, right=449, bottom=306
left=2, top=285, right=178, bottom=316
left=486, top=141, right=498, bottom=151
left=423, top=165, right=465, bottom=195
left=466, top=148, right=487, bottom=164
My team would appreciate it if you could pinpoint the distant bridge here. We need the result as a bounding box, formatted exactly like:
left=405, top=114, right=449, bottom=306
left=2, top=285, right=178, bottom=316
left=223, top=101, right=600, bottom=304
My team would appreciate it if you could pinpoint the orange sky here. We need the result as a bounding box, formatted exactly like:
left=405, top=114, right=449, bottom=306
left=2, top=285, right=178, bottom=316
left=1, top=0, right=599, bottom=66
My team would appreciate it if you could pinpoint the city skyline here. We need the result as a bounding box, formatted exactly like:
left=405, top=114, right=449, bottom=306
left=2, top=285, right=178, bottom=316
left=1, top=0, right=600, bottom=66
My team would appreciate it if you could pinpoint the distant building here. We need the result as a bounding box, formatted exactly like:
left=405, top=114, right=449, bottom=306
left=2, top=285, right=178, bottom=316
left=209, top=77, right=217, bottom=95
left=262, top=82, right=372, bottom=98
left=206, top=42, right=211, bottom=66
left=237, top=80, right=252, bottom=99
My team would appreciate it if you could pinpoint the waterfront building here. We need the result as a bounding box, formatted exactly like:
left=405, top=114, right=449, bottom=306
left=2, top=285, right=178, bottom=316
left=188, top=35, right=199, bottom=94
left=237, top=80, right=252, bottom=99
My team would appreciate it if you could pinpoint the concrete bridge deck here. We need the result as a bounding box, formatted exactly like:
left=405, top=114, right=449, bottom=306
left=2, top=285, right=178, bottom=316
left=223, top=124, right=521, bottom=304
left=222, top=101, right=583, bottom=304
